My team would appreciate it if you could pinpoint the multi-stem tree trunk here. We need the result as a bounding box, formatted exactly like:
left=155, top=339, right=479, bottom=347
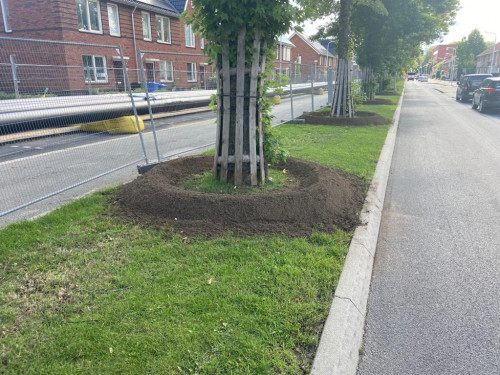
left=330, top=0, right=354, bottom=118
left=213, top=27, right=267, bottom=186
left=361, top=66, right=375, bottom=100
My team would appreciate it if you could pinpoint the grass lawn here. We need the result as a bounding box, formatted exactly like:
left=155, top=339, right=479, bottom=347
left=0, top=84, right=403, bottom=374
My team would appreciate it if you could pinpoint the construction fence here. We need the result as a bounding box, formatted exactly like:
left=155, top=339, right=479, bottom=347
left=0, top=36, right=331, bottom=226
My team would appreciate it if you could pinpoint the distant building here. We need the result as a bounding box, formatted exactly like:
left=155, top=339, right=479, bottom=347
left=476, top=42, right=500, bottom=74
left=430, top=44, right=457, bottom=76
left=288, top=30, right=336, bottom=80
left=274, top=36, right=295, bottom=76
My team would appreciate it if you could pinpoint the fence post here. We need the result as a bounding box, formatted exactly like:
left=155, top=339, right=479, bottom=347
left=311, top=79, right=314, bottom=112
left=290, top=79, right=294, bottom=120
left=119, top=44, right=149, bottom=164
left=138, top=48, right=161, bottom=163
left=9, top=55, right=19, bottom=99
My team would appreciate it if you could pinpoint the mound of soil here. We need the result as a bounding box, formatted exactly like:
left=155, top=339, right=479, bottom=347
left=362, top=98, right=394, bottom=105
left=299, top=111, right=390, bottom=126
left=112, top=155, right=366, bottom=238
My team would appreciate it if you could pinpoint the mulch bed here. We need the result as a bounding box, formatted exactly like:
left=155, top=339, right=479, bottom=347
left=298, top=111, right=390, bottom=126
left=110, top=155, right=366, bottom=238
left=362, top=98, right=394, bottom=105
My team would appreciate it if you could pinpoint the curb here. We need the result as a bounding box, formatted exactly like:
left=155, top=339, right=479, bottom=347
left=310, top=89, right=405, bottom=375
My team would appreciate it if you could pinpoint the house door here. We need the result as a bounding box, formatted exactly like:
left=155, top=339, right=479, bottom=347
left=146, top=62, right=155, bottom=82
left=112, top=61, right=124, bottom=91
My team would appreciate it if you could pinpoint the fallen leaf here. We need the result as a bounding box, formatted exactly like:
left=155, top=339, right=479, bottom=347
left=109, top=347, right=113, bottom=354
left=206, top=278, right=213, bottom=285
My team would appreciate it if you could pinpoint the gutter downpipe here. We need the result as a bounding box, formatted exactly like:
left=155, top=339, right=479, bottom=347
left=131, top=6, right=140, bottom=82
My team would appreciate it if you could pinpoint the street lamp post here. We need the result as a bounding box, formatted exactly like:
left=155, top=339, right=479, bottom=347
left=485, top=32, right=497, bottom=74
left=326, top=40, right=334, bottom=83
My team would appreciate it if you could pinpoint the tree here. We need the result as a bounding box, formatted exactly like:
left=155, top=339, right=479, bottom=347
left=188, top=1, right=299, bottom=185
left=455, top=29, right=486, bottom=78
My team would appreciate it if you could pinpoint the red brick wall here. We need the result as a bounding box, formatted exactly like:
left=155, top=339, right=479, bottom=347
left=0, top=0, right=209, bottom=93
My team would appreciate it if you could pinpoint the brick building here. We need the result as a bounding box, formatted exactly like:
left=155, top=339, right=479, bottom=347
left=476, top=42, right=500, bottom=74
left=430, top=44, right=456, bottom=75
left=288, top=30, right=336, bottom=80
left=0, top=0, right=209, bottom=94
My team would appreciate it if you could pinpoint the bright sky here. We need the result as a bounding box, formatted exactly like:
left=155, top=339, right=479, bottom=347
left=300, top=0, right=500, bottom=45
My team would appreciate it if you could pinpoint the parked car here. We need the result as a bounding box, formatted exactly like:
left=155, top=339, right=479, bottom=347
left=407, top=72, right=417, bottom=81
left=471, top=77, right=500, bottom=113
left=418, top=75, right=428, bottom=82
left=456, top=74, right=492, bottom=102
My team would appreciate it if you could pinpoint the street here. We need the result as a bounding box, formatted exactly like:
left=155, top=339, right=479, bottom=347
left=0, top=92, right=327, bottom=228
left=358, top=80, right=500, bottom=374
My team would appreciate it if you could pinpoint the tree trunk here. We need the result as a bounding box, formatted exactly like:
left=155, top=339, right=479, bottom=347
left=213, top=27, right=266, bottom=185
left=330, top=0, right=354, bottom=118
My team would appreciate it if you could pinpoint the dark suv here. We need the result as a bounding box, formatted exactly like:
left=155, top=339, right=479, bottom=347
left=471, top=77, right=500, bottom=113
left=456, top=74, right=492, bottom=102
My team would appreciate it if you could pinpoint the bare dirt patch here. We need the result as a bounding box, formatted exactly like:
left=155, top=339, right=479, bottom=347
left=111, top=155, right=366, bottom=238
left=298, top=111, right=390, bottom=126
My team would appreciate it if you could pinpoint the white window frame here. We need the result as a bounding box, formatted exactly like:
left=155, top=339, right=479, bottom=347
left=142, top=11, right=151, bottom=41
left=185, top=24, right=195, bottom=48
left=187, top=62, right=197, bottom=82
left=76, top=0, right=103, bottom=34
left=156, top=15, right=171, bottom=44
left=1, top=0, right=11, bottom=33
left=200, top=38, right=205, bottom=50
left=107, top=3, right=120, bottom=37
left=159, top=60, right=174, bottom=82
left=83, top=55, right=108, bottom=83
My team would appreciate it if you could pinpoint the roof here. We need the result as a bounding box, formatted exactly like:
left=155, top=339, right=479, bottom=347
left=288, top=30, right=331, bottom=57
left=278, top=35, right=295, bottom=48
left=168, top=0, right=188, bottom=13
left=477, top=42, right=500, bottom=57
left=112, top=0, right=182, bottom=17
left=318, top=40, right=335, bottom=55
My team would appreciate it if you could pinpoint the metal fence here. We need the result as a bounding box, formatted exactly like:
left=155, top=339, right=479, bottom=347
left=0, top=36, right=331, bottom=227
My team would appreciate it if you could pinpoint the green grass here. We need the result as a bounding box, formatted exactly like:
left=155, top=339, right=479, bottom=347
left=0, top=86, right=402, bottom=374
left=180, top=169, right=295, bottom=194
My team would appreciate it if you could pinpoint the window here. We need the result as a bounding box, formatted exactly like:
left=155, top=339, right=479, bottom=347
left=159, top=61, right=174, bottom=82
left=107, top=3, right=120, bottom=36
left=156, top=16, right=171, bottom=43
left=187, top=63, right=197, bottom=82
left=1, top=0, right=11, bottom=32
left=185, top=24, right=195, bottom=47
left=83, top=55, right=108, bottom=83
left=297, top=55, right=302, bottom=64
left=200, top=38, right=205, bottom=50
left=76, top=0, right=102, bottom=33
left=283, top=46, right=291, bottom=61
left=142, top=12, right=151, bottom=41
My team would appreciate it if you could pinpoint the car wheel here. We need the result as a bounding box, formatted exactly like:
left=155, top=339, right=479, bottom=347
left=460, top=93, right=466, bottom=103
left=471, top=98, right=478, bottom=109
left=455, top=92, right=459, bottom=101
left=479, top=99, right=487, bottom=113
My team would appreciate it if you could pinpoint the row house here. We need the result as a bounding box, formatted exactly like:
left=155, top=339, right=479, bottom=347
left=0, top=0, right=209, bottom=95
left=476, top=42, right=500, bottom=74
left=288, top=30, right=336, bottom=81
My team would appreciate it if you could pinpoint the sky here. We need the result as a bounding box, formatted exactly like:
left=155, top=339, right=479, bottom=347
left=301, top=0, right=500, bottom=45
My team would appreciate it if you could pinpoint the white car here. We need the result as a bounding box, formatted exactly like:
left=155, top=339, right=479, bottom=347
left=418, top=75, right=428, bottom=82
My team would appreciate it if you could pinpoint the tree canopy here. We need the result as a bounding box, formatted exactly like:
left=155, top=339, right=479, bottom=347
left=455, top=29, right=487, bottom=77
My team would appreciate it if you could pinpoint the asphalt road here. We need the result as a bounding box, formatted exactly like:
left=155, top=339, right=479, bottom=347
left=0, top=92, right=327, bottom=228
left=358, top=80, right=500, bottom=374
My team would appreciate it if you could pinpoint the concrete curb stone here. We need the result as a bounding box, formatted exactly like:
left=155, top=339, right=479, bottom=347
left=310, top=87, right=405, bottom=375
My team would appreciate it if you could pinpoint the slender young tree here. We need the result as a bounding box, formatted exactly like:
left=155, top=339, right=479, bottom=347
left=188, top=1, right=299, bottom=186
